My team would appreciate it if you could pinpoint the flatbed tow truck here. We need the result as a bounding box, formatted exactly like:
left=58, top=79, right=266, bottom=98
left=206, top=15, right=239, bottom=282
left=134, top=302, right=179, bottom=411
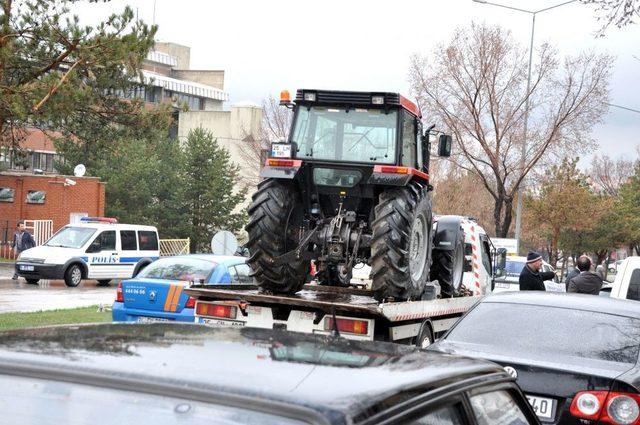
left=186, top=283, right=481, bottom=347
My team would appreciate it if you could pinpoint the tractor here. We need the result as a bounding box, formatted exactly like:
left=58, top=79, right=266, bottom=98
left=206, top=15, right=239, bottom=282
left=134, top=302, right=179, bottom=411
left=246, top=89, right=465, bottom=301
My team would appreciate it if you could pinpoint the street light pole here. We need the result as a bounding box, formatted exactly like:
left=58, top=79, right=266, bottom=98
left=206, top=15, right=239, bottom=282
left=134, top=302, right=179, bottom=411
left=472, top=0, right=577, bottom=253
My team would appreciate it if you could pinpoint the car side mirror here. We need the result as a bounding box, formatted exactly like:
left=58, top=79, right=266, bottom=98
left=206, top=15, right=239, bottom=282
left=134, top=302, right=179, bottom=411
left=496, top=248, right=507, bottom=275
left=438, top=134, right=452, bottom=157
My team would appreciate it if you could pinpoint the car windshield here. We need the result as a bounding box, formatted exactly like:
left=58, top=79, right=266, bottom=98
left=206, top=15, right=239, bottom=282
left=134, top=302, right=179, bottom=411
left=291, top=106, right=397, bottom=164
left=504, top=260, right=525, bottom=276
left=137, top=257, right=218, bottom=282
left=445, top=302, right=640, bottom=364
left=44, top=227, right=96, bottom=249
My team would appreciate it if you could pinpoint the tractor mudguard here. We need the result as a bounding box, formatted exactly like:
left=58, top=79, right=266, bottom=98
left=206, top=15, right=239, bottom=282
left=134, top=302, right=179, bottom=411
left=433, top=216, right=464, bottom=251
left=260, top=165, right=301, bottom=180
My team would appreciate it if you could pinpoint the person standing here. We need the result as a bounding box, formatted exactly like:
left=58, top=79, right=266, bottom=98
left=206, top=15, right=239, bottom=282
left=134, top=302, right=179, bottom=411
left=12, top=221, right=36, bottom=280
left=567, top=256, right=603, bottom=295
left=519, top=251, right=557, bottom=291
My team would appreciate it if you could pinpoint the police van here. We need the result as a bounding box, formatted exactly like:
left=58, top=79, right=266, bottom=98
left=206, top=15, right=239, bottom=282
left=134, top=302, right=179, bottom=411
left=15, top=217, right=159, bottom=287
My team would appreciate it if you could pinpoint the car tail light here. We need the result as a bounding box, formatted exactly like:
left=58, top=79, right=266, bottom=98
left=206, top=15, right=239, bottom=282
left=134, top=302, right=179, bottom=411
left=324, top=317, right=369, bottom=335
left=571, top=391, right=640, bottom=424
left=116, top=282, right=124, bottom=303
left=196, top=303, right=237, bottom=320
left=184, top=297, right=196, bottom=309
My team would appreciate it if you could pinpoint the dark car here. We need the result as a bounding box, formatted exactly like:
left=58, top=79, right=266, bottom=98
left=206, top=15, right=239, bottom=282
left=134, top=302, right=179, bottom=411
left=0, top=323, right=539, bottom=425
left=429, top=292, right=640, bottom=424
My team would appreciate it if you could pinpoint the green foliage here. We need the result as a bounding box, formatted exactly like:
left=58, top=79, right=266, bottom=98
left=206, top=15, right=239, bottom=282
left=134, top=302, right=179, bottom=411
left=0, top=0, right=169, bottom=149
left=613, top=162, right=640, bottom=253
left=0, top=305, right=110, bottom=331
left=182, top=128, right=247, bottom=252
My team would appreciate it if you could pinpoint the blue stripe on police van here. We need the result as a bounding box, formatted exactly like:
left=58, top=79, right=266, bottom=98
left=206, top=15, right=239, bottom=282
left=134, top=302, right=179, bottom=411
left=120, top=256, right=159, bottom=262
left=80, top=256, right=88, bottom=262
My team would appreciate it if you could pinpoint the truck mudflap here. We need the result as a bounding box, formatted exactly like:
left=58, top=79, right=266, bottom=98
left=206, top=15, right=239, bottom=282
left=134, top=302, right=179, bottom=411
left=186, top=284, right=481, bottom=342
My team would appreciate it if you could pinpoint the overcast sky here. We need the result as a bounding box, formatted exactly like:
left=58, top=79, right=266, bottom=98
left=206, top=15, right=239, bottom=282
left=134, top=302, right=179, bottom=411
left=75, top=0, right=639, bottom=161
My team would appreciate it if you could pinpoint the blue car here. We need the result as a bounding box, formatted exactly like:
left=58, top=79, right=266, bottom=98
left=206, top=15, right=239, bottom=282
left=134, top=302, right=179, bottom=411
left=112, top=255, right=251, bottom=323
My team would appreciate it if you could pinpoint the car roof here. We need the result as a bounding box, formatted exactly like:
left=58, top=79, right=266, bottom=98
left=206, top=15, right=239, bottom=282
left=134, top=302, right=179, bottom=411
left=0, top=324, right=504, bottom=422
left=69, top=222, right=158, bottom=231
left=483, top=291, right=640, bottom=319
left=164, top=254, right=246, bottom=265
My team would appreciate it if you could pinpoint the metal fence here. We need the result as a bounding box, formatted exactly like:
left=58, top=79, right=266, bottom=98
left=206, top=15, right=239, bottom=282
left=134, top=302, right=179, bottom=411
left=159, top=238, right=190, bottom=257
left=0, top=219, right=53, bottom=259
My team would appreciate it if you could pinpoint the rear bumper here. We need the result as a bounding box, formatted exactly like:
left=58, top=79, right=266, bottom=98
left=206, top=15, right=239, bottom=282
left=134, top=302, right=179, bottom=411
left=15, top=262, right=64, bottom=280
left=112, top=302, right=195, bottom=323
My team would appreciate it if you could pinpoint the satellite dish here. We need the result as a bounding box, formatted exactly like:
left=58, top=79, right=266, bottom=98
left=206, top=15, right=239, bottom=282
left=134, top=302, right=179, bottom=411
left=74, top=164, right=86, bottom=177
left=211, top=231, right=238, bottom=256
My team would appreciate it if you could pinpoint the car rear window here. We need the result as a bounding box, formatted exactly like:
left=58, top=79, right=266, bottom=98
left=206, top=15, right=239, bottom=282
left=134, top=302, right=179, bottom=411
left=137, top=257, right=218, bottom=282
left=446, top=303, right=640, bottom=364
left=138, top=230, right=158, bottom=251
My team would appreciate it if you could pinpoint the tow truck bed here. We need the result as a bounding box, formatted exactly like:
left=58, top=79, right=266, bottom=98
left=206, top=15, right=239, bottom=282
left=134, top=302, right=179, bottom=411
left=186, top=284, right=480, bottom=343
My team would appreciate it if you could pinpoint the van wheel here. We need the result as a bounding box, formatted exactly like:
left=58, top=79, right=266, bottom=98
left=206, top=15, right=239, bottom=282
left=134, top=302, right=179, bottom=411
left=97, top=280, right=111, bottom=286
left=64, top=264, right=83, bottom=287
left=25, top=278, right=39, bottom=285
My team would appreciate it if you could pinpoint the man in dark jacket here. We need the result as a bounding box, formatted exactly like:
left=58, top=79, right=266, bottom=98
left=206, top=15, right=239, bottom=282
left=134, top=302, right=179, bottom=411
left=567, top=256, right=603, bottom=295
left=12, top=221, right=36, bottom=280
left=519, top=251, right=556, bottom=291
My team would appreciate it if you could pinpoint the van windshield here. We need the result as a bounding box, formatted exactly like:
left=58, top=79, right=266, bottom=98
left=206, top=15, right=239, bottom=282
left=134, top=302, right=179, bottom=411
left=45, top=227, right=96, bottom=249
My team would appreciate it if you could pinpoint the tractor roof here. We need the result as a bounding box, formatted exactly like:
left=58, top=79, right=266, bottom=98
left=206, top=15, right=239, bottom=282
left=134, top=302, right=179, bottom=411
left=295, top=89, right=422, bottom=119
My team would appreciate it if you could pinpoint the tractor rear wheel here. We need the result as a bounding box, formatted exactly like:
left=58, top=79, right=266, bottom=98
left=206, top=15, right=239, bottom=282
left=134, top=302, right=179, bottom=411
left=371, top=183, right=432, bottom=301
left=430, top=230, right=465, bottom=297
left=246, top=179, right=308, bottom=294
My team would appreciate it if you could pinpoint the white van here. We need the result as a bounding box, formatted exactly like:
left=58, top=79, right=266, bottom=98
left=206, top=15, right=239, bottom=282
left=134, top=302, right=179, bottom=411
left=15, top=217, right=159, bottom=287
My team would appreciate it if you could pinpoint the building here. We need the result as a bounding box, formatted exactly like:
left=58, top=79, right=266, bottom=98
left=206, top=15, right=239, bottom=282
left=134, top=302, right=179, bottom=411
left=0, top=172, right=106, bottom=256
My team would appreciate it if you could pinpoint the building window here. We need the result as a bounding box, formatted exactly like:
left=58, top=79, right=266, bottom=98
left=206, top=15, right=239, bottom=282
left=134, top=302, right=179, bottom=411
left=26, top=190, right=46, bottom=204
left=0, top=188, right=15, bottom=202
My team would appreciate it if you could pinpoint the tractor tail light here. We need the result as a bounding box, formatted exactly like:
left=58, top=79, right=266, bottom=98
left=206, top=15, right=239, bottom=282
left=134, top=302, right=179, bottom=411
left=266, top=158, right=302, bottom=168
left=116, top=282, right=124, bottom=303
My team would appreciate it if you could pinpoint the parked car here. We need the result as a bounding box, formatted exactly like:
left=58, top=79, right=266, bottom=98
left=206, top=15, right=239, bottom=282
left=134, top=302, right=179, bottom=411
left=15, top=217, right=159, bottom=287
left=493, top=256, right=564, bottom=292
left=429, top=292, right=640, bottom=424
left=602, top=256, right=640, bottom=301
left=0, top=323, right=540, bottom=425
left=112, top=254, right=251, bottom=323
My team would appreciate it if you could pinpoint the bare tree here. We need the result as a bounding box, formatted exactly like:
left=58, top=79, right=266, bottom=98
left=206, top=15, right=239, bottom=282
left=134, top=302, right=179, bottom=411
left=409, top=23, right=613, bottom=237
left=589, top=154, right=635, bottom=195
left=238, top=94, right=292, bottom=186
left=581, top=0, right=640, bottom=35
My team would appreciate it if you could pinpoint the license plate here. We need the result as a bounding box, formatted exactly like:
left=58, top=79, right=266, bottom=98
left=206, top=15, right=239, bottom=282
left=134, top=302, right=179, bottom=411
left=199, top=317, right=245, bottom=327
left=20, top=265, right=34, bottom=271
left=137, top=316, right=170, bottom=323
left=526, top=395, right=555, bottom=420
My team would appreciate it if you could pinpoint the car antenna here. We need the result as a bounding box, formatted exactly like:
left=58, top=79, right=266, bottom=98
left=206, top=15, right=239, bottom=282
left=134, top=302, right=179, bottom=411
left=330, top=308, right=340, bottom=339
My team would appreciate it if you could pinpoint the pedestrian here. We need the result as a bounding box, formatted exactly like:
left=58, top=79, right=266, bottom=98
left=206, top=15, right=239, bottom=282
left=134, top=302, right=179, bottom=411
left=565, top=255, right=588, bottom=289
left=567, top=256, right=603, bottom=295
left=11, top=221, right=36, bottom=280
left=519, top=251, right=557, bottom=291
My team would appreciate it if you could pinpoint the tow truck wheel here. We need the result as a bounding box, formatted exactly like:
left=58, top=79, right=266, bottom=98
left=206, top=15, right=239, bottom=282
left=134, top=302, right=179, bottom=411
left=25, top=278, right=39, bottom=285
left=246, top=179, right=308, bottom=294
left=64, top=264, right=83, bottom=287
left=415, top=321, right=434, bottom=349
left=371, top=183, right=432, bottom=301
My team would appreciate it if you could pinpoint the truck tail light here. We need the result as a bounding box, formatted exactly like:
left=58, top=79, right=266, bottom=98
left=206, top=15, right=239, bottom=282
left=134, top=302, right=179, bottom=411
left=196, top=303, right=237, bottom=320
left=324, top=317, right=369, bottom=335
left=570, top=391, right=640, bottom=424
left=184, top=297, right=196, bottom=309
left=116, top=282, right=124, bottom=303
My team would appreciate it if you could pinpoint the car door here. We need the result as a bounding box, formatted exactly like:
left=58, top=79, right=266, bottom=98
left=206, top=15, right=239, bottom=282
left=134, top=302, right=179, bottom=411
left=85, top=230, right=117, bottom=278
left=119, top=230, right=138, bottom=278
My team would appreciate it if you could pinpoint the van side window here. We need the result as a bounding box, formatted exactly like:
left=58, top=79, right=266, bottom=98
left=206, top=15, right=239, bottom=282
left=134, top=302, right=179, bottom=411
left=88, top=231, right=116, bottom=252
left=120, top=231, right=137, bottom=251
left=626, top=269, right=640, bottom=301
left=138, top=231, right=158, bottom=251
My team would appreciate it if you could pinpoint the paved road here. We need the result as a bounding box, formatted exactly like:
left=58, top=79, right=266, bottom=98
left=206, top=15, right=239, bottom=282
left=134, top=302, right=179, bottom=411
left=0, top=265, right=116, bottom=313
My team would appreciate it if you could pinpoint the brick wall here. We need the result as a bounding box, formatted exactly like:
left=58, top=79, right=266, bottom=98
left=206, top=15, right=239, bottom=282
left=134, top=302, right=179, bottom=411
left=0, top=173, right=105, bottom=234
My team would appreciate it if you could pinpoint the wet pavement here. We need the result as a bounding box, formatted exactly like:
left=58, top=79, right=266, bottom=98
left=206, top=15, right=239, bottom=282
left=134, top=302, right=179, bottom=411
left=0, top=265, right=116, bottom=313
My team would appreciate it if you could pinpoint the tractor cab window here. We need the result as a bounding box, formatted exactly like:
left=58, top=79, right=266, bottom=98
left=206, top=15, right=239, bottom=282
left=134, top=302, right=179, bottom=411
left=292, top=106, right=397, bottom=164
left=401, top=111, right=417, bottom=167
